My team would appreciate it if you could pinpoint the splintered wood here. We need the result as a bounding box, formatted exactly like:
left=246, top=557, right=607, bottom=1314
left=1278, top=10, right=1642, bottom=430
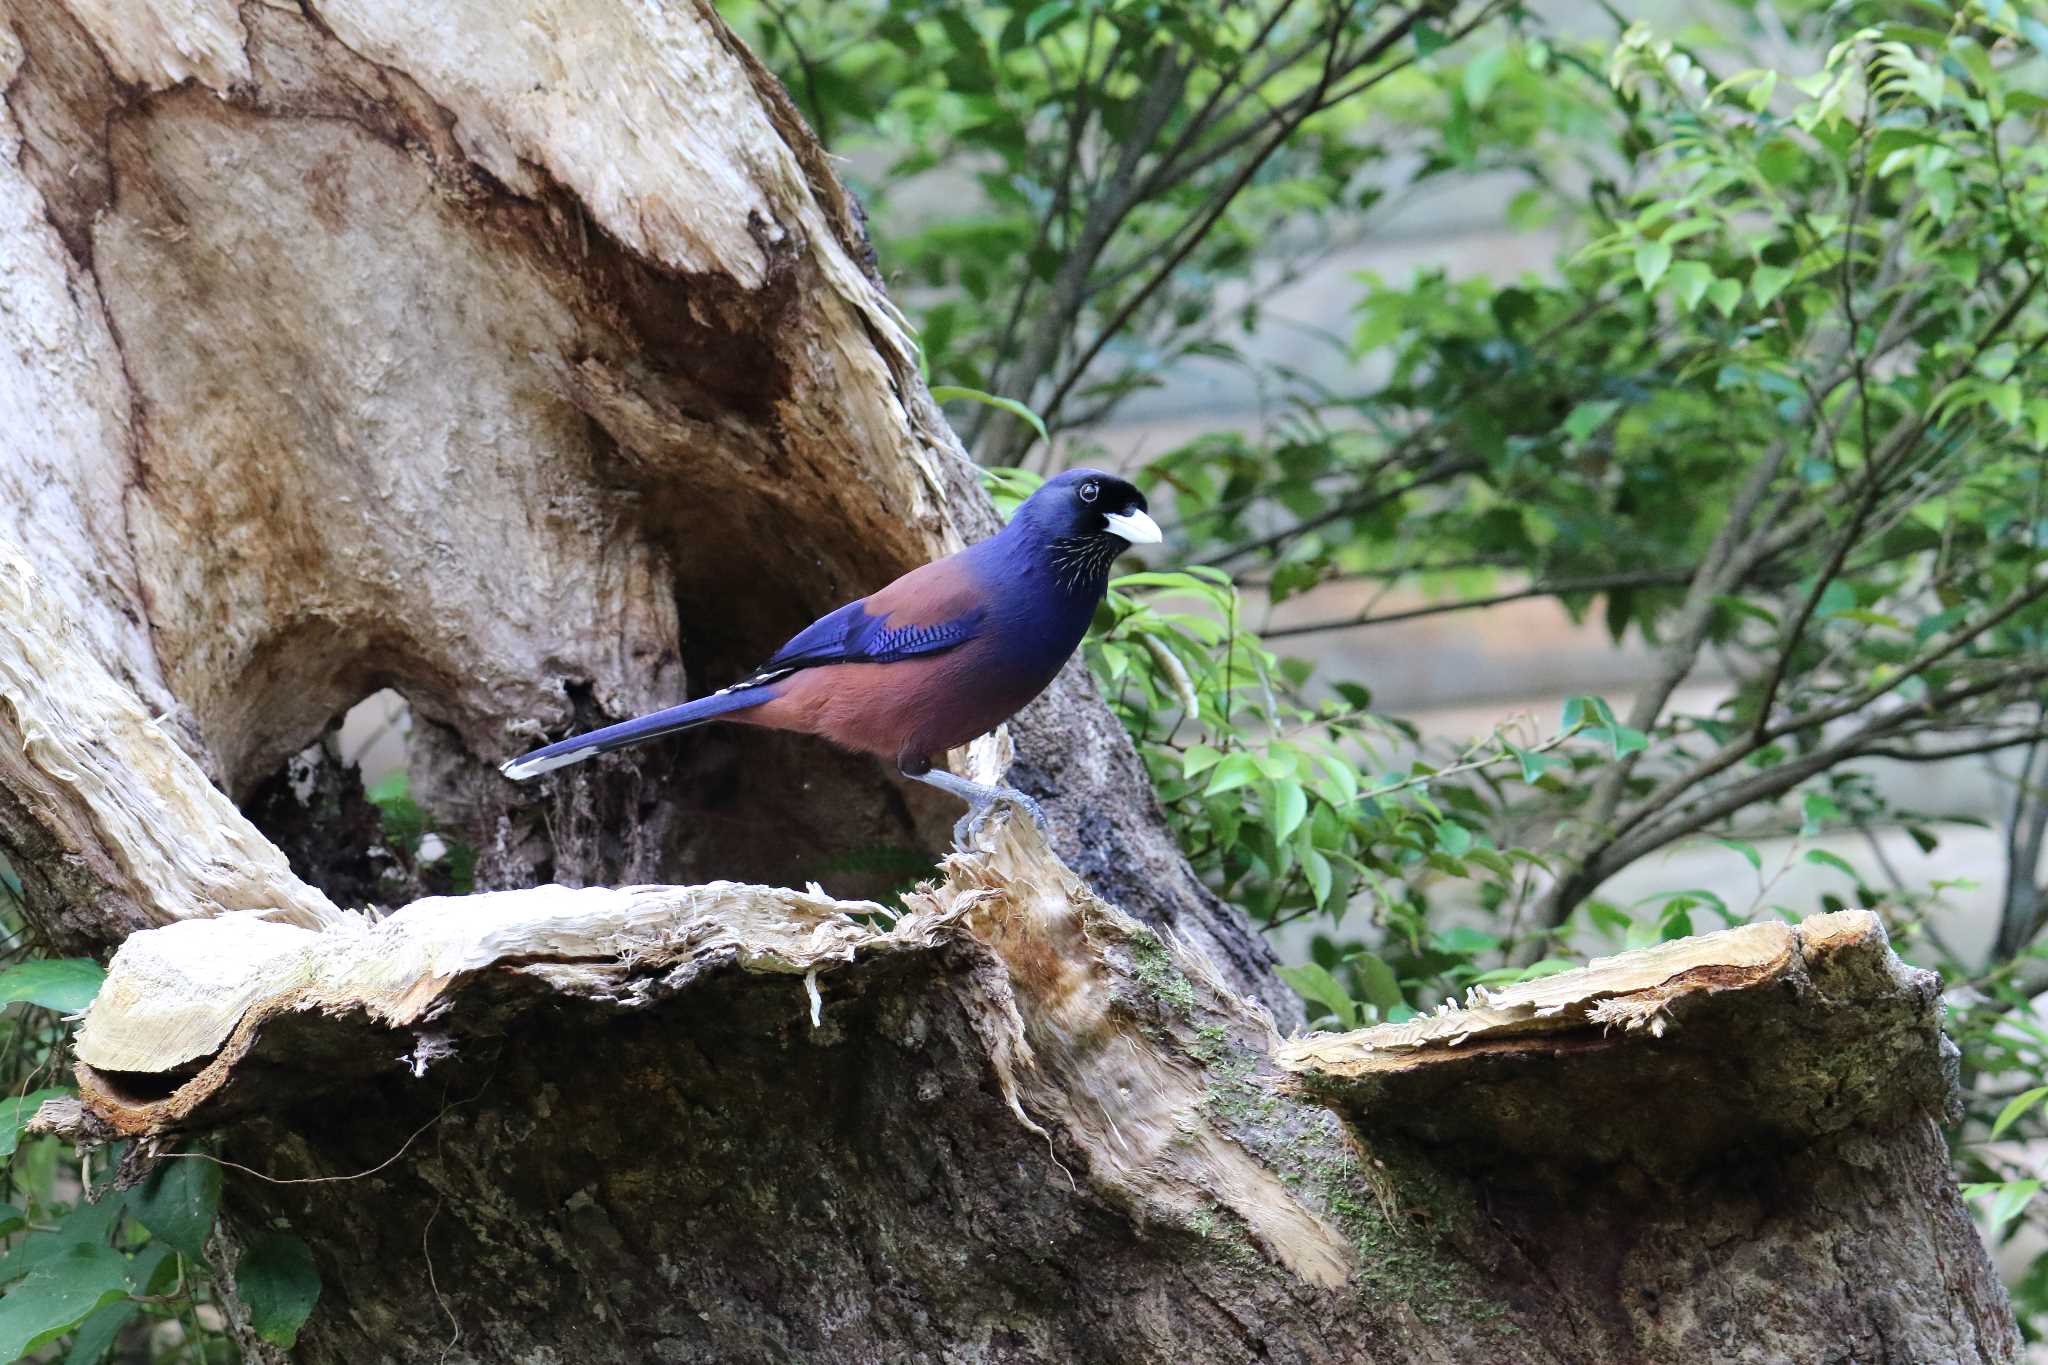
left=1278, top=910, right=1890, bottom=1079
left=70, top=814, right=1358, bottom=1288
left=74, top=878, right=924, bottom=1130
left=0, top=546, right=343, bottom=936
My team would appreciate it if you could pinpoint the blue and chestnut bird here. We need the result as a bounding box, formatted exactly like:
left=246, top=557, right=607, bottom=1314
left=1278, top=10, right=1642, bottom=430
left=501, top=469, right=1163, bottom=842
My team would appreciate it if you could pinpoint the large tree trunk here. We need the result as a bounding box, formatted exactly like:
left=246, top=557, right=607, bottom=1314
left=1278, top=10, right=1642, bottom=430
left=0, top=2, right=2017, bottom=1361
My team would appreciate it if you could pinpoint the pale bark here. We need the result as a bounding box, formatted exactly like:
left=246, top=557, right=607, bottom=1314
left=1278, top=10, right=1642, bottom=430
left=0, top=1, right=2018, bottom=1361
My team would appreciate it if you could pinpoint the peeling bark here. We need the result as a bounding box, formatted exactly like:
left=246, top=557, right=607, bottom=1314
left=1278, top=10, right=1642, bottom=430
left=0, top=1, right=2018, bottom=1360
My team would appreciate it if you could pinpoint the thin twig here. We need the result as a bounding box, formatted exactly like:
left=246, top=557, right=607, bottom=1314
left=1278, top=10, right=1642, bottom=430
left=159, top=1074, right=493, bottom=1185
left=1260, top=568, right=1700, bottom=638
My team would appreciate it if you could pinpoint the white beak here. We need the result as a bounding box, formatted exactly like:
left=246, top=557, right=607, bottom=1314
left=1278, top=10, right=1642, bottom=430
left=1104, top=507, right=1163, bottom=545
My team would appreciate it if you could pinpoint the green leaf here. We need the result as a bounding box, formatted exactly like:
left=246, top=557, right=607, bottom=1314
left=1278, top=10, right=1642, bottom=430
left=928, top=386, right=1049, bottom=445
left=0, top=1196, right=124, bottom=1288
left=1801, top=792, right=1842, bottom=836
left=1346, top=952, right=1404, bottom=1014
left=979, top=466, right=1044, bottom=517
left=1585, top=720, right=1648, bottom=759
left=1435, top=821, right=1473, bottom=855
left=0, top=1088, right=73, bottom=1160
left=1700, top=841, right=1756, bottom=877
left=1982, top=1179, right=2040, bottom=1235
left=1268, top=780, right=1308, bottom=842
left=1508, top=742, right=1562, bottom=784
left=1462, top=47, right=1509, bottom=109
left=1314, top=752, right=1359, bottom=804
left=1992, top=1086, right=2048, bottom=1140
left=1750, top=264, right=1793, bottom=308
left=1633, top=240, right=1672, bottom=291
left=1585, top=900, right=1630, bottom=938
left=1299, top=845, right=1333, bottom=906
left=237, top=1232, right=321, bottom=1349
left=1803, top=848, right=1859, bottom=884
left=1658, top=902, right=1695, bottom=941
left=129, top=1156, right=220, bottom=1260
left=1948, top=36, right=2001, bottom=116
left=2025, top=397, right=2048, bottom=450
left=0, top=959, right=106, bottom=1014
left=1022, top=1, right=1076, bottom=44
left=363, top=770, right=406, bottom=804
left=0, top=1243, right=129, bottom=1361
left=1432, top=925, right=1500, bottom=956
left=1204, top=753, right=1261, bottom=796
left=1704, top=277, right=1742, bottom=316
left=1562, top=399, right=1621, bottom=442
left=1256, top=748, right=1299, bottom=782
left=123, top=1245, right=177, bottom=1298
left=1666, top=260, right=1714, bottom=311
left=1812, top=578, right=1857, bottom=620
left=1755, top=137, right=1804, bottom=185
left=1276, top=964, right=1360, bottom=1030
left=62, top=1300, right=137, bottom=1365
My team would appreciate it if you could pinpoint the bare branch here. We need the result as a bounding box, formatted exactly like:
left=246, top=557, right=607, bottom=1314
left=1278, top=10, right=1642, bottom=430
left=1578, top=664, right=2048, bottom=892
left=1215, top=453, right=1486, bottom=565
left=1259, top=568, right=1701, bottom=639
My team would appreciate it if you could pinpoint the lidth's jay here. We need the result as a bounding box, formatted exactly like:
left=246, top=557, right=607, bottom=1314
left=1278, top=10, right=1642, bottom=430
left=501, top=469, right=1163, bottom=842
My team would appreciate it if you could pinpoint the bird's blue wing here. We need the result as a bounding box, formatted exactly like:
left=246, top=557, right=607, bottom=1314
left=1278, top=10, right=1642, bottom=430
left=761, top=598, right=982, bottom=672
left=757, top=558, right=986, bottom=675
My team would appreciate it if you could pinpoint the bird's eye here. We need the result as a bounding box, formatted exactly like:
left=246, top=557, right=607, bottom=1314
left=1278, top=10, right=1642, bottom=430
left=1079, top=481, right=1100, bottom=504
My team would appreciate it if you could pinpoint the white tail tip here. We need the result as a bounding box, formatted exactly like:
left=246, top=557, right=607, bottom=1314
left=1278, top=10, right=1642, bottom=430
left=499, top=746, right=597, bottom=781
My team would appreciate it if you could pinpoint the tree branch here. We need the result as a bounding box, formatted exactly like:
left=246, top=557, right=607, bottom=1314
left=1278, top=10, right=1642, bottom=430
left=1259, top=568, right=1702, bottom=639
left=1028, top=3, right=1373, bottom=438
left=975, top=40, right=1191, bottom=463
left=1595, top=663, right=2048, bottom=883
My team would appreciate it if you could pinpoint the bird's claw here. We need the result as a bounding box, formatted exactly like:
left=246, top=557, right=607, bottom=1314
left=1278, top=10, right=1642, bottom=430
left=952, top=788, right=1049, bottom=848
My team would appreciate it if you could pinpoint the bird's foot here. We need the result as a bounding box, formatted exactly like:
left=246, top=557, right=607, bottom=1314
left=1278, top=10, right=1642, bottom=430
left=952, top=787, right=1049, bottom=847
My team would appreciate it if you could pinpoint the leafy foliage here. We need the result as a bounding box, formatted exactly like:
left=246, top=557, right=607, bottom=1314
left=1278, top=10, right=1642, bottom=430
left=365, top=770, right=477, bottom=898
left=728, top=0, right=1515, bottom=466
left=233, top=1233, right=320, bottom=1350
left=990, top=467, right=1682, bottom=1023
left=0, top=1245, right=128, bottom=1362
left=0, top=869, right=315, bottom=1361
left=0, top=962, right=103, bottom=1016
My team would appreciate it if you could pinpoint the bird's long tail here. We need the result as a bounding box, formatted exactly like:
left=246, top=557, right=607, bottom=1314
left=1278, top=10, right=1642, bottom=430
left=499, top=685, right=774, bottom=781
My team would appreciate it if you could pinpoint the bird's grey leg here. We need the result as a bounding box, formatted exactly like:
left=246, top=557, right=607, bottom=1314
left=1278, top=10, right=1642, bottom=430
left=902, top=763, right=1049, bottom=846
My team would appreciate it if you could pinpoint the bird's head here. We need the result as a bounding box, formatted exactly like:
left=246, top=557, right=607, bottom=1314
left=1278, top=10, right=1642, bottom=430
left=1007, top=467, right=1163, bottom=592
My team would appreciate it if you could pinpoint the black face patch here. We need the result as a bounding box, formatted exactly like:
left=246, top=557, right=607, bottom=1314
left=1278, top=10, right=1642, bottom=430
left=1047, top=531, right=1128, bottom=591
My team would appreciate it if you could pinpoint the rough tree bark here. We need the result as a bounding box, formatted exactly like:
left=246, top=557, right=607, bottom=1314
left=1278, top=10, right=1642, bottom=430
left=0, top=1, right=2018, bottom=1362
